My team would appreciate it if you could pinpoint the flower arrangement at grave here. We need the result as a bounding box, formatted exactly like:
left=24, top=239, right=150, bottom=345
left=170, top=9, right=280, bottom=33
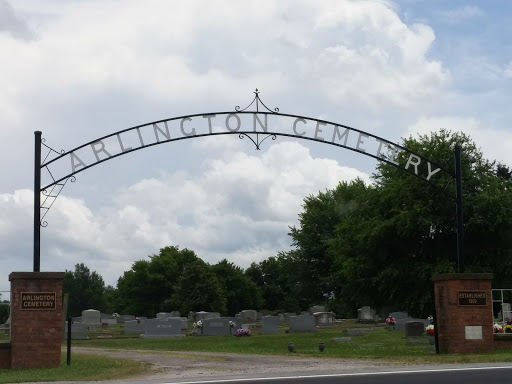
left=385, top=315, right=396, bottom=325
left=425, top=324, right=435, bottom=335
left=504, top=319, right=512, bottom=333
left=494, top=323, right=503, bottom=333
left=191, top=320, right=203, bottom=335
left=233, top=328, right=251, bottom=337
left=427, top=315, right=434, bottom=324
left=229, top=321, right=236, bottom=328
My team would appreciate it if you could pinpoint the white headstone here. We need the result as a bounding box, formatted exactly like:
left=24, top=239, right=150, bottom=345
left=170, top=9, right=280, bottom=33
left=82, top=309, right=101, bottom=325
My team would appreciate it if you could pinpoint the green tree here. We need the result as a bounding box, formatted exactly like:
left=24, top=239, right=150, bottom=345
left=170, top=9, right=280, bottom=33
left=63, top=263, right=106, bottom=317
left=116, top=246, right=223, bottom=317
left=212, top=259, right=263, bottom=315
left=245, top=253, right=304, bottom=312
left=291, top=130, right=512, bottom=317
left=170, top=260, right=226, bottom=314
left=0, top=303, right=9, bottom=324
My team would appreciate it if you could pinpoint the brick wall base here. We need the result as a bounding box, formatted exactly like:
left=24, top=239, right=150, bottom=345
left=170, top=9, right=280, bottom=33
left=0, top=343, right=11, bottom=369
left=9, top=272, right=65, bottom=369
left=433, top=273, right=494, bottom=354
left=494, top=334, right=512, bottom=350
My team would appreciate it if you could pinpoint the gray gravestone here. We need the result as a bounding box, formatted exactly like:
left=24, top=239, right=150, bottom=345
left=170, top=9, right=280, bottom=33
left=261, top=316, right=279, bottom=334
left=116, top=314, right=136, bottom=323
left=502, top=303, right=512, bottom=321
left=389, top=311, right=408, bottom=320
left=124, top=319, right=144, bottom=334
left=142, top=318, right=184, bottom=338
left=63, top=321, right=89, bottom=340
left=346, top=328, right=366, bottom=336
left=314, top=312, right=336, bottom=327
left=290, top=315, right=316, bottom=333
left=396, top=317, right=428, bottom=331
left=82, top=309, right=101, bottom=326
left=202, top=317, right=232, bottom=335
left=357, top=306, right=376, bottom=323
left=241, top=310, right=258, bottom=323
left=405, top=321, right=425, bottom=338
left=309, top=305, right=326, bottom=314
left=331, top=337, right=352, bottom=342
left=157, top=311, right=181, bottom=319
left=194, top=311, right=220, bottom=321
left=278, top=313, right=285, bottom=322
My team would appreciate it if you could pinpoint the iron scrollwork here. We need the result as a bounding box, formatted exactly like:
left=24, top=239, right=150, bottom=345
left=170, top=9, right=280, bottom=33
left=40, top=138, right=76, bottom=227
left=236, top=89, right=279, bottom=150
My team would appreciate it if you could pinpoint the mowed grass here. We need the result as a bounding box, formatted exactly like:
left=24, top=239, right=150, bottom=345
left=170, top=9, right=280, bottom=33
left=72, top=321, right=512, bottom=364
left=0, top=353, right=151, bottom=383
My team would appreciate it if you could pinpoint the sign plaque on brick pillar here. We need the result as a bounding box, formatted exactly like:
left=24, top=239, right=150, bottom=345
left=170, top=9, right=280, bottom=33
left=432, top=273, right=494, bottom=354
left=9, top=272, right=65, bottom=369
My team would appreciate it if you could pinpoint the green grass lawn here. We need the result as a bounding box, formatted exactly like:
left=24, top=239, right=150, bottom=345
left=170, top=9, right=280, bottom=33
left=71, top=321, right=512, bottom=364
left=0, top=353, right=150, bottom=383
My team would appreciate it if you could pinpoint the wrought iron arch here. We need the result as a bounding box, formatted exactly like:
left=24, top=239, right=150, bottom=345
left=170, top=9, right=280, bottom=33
left=33, top=89, right=465, bottom=273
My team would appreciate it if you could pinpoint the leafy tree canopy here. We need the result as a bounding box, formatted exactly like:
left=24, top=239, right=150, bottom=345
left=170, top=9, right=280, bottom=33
left=64, top=263, right=106, bottom=317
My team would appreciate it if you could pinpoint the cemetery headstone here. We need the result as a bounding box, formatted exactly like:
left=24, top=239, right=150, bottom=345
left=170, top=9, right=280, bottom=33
left=357, top=306, right=376, bottom=323
left=124, top=319, right=145, bottom=334
left=290, top=315, right=316, bottom=333
left=278, top=313, right=285, bottom=322
left=157, top=311, right=181, bottom=319
left=62, top=321, right=89, bottom=340
left=116, top=314, right=136, bottom=323
left=346, top=328, right=366, bottom=337
left=201, top=317, right=232, bottom=336
left=241, top=310, right=258, bottom=324
left=261, top=316, right=279, bottom=334
left=331, top=337, right=352, bottom=342
left=405, top=321, right=425, bottom=338
left=309, top=305, right=326, bottom=314
left=396, top=317, right=429, bottom=331
left=142, top=318, right=184, bottom=338
left=314, top=312, right=336, bottom=327
left=502, top=303, right=512, bottom=321
left=82, top=309, right=101, bottom=326
left=194, top=311, right=220, bottom=321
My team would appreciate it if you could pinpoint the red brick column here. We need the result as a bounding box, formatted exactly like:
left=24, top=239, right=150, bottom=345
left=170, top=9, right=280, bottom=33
left=433, top=273, right=494, bottom=353
left=9, top=272, right=65, bottom=369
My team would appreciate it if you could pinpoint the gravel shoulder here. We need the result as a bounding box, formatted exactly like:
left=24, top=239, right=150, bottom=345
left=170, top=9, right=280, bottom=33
left=60, top=346, right=403, bottom=383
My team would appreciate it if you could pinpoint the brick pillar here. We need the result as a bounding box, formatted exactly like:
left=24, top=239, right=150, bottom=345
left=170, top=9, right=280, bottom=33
left=433, top=273, right=494, bottom=354
left=9, top=272, right=65, bottom=369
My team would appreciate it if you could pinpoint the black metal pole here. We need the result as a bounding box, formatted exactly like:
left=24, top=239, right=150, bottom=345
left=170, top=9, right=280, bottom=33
left=67, top=316, right=72, bottom=365
left=455, top=145, right=464, bottom=273
left=34, top=131, right=42, bottom=272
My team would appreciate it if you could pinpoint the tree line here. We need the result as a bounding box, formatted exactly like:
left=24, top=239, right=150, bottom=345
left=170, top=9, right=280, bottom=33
left=64, top=130, right=512, bottom=318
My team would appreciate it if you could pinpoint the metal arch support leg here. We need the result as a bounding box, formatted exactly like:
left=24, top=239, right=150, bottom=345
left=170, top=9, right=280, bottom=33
left=34, top=131, right=42, bottom=272
left=455, top=145, right=464, bottom=273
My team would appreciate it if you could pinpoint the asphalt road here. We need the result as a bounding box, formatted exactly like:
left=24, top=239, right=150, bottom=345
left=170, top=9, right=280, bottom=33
left=149, top=366, right=512, bottom=384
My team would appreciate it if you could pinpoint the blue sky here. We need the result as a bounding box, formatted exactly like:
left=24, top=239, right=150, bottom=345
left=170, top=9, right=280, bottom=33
left=1, top=0, right=511, bottom=296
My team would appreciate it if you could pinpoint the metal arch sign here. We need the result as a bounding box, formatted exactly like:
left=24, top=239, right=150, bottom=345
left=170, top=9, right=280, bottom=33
left=34, top=90, right=463, bottom=273
left=40, top=119, right=453, bottom=193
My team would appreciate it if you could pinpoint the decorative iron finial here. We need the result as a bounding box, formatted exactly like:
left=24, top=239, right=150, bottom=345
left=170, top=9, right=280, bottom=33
left=235, top=88, right=280, bottom=113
